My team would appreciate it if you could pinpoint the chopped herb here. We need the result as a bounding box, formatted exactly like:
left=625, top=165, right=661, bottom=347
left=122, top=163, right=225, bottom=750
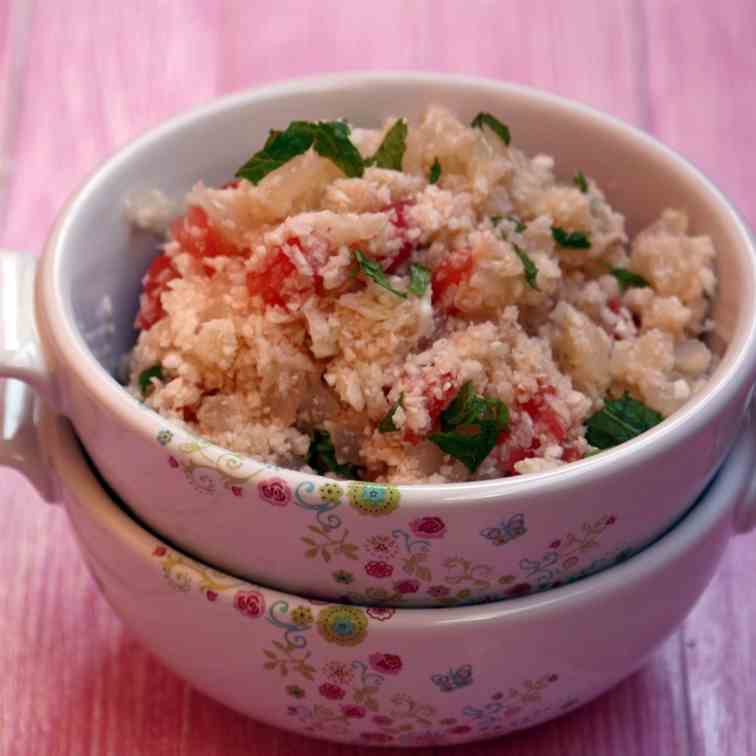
left=513, top=244, right=539, bottom=290
left=610, top=267, right=650, bottom=292
left=310, top=120, right=365, bottom=178
left=491, top=215, right=526, bottom=233
left=138, top=364, right=163, bottom=396
left=408, top=263, right=431, bottom=296
left=307, top=429, right=362, bottom=478
left=365, top=118, right=408, bottom=171
left=585, top=393, right=663, bottom=450
left=470, top=112, right=511, bottom=146
left=429, top=381, right=509, bottom=473
left=354, top=250, right=407, bottom=298
left=551, top=226, right=591, bottom=249
left=429, top=157, right=441, bottom=184
left=236, top=120, right=363, bottom=184
left=574, top=171, right=589, bottom=193
left=379, top=394, right=404, bottom=433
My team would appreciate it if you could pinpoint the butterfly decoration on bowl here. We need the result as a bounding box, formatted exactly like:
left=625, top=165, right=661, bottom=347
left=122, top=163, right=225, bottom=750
left=480, top=513, right=527, bottom=546
left=431, top=664, right=473, bottom=692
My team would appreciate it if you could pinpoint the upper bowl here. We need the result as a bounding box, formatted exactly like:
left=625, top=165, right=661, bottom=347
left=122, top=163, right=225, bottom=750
left=3, top=73, right=756, bottom=606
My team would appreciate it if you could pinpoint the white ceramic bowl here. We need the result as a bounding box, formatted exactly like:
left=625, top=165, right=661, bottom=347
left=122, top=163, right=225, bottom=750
left=2, top=73, right=756, bottom=607
left=9, top=391, right=752, bottom=747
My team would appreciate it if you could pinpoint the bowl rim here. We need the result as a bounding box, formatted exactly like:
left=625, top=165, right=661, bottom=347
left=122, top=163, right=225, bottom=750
left=39, top=70, right=756, bottom=503
left=46, top=394, right=748, bottom=624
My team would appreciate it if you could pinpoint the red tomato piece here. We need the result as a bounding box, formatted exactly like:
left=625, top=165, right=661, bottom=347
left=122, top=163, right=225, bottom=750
left=431, top=250, right=473, bottom=305
left=171, top=206, right=239, bottom=260
left=135, top=254, right=178, bottom=331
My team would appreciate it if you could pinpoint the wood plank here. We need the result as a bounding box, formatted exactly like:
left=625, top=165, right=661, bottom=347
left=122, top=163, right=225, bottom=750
left=642, top=3, right=756, bottom=755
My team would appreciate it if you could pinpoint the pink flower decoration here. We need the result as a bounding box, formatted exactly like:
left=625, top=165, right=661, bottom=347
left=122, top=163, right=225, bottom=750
left=318, top=682, right=345, bottom=700
left=233, top=589, right=265, bottom=619
left=152, top=546, right=167, bottom=557
left=365, top=560, right=394, bottom=578
left=231, top=486, right=242, bottom=497
left=341, top=704, right=366, bottom=719
left=449, top=725, right=472, bottom=735
left=607, top=515, right=617, bottom=525
left=257, top=477, right=291, bottom=507
left=168, top=456, right=179, bottom=469
left=369, top=653, right=403, bottom=675
left=206, top=590, right=218, bottom=602
left=367, top=607, right=395, bottom=622
left=409, top=516, right=447, bottom=539
left=394, top=579, right=420, bottom=594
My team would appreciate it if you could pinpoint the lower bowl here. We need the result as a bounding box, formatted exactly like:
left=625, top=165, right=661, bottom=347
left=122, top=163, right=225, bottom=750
left=46, top=407, right=754, bottom=747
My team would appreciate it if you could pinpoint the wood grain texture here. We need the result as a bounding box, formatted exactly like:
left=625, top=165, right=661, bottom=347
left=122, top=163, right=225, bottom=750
left=0, top=1, right=755, bottom=753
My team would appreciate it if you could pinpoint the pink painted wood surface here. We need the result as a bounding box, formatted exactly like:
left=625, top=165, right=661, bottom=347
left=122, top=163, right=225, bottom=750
left=0, top=1, right=755, bottom=753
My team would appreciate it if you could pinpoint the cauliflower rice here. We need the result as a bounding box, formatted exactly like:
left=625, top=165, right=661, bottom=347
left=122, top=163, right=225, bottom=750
left=127, top=107, right=717, bottom=484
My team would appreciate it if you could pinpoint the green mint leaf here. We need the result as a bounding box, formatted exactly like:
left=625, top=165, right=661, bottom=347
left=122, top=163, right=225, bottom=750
left=430, top=381, right=509, bottom=473
left=408, top=263, right=431, bottom=296
left=235, top=122, right=316, bottom=184
left=513, top=244, right=539, bottom=290
left=509, top=216, right=527, bottom=233
left=552, top=226, right=591, bottom=249
left=236, top=120, right=363, bottom=184
left=378, top=394, right=404, bottom=433
left=138, top=364, right=163, bottom=397
left=430, top=422, right=501, bottom=474
left=365, top=119, right=408, bottom=171
left=574, top=171, right=589, bottom=193
left=312, top=120, right=365, bottom=178
left=470, top=112, right=511, bottom=146
left=429, top=157, right=441, bottom=184
left=354, top=250, right=407, bottom=298
left=307, top=429, right=362, bottom=479
left=610, top=267, right=650, bottom=292
left=585, top=393, right=663, bottom=450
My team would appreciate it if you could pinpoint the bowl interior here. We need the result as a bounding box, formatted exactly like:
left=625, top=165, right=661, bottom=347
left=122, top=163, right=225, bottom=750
left=53, top=73, right=755, bottom=423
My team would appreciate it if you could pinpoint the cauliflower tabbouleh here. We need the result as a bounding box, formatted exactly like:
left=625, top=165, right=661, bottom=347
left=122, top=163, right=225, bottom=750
left=127, top=107, right=716, bottom=484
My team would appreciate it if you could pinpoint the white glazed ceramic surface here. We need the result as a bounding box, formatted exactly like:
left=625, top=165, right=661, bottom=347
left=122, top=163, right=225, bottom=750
left=44, top=404, right=755, bottom=747
left=2, top=73, right=756, bottom=606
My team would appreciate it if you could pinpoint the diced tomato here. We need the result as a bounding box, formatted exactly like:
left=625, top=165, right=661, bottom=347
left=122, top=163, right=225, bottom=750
left=383, top=201, right=419, bottom=274
left=431, top=249, right=474, bottom=305
left=135, top=254, right=179, bottom=331
left=246, top=239, right=318, bottom=308
left=519, top=386, right=567, bottom=443
left=402, top=372, right=457, bottom=445
left=562, top=446, right=582, bottom=463
left=221, top=179, right=241, bottom=190
left=608, top=297, right=621, bottom=314
left=171, top=206, right=239, bottom=260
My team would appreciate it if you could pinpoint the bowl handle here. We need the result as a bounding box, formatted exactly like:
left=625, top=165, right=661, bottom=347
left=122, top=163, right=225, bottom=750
left=0, top=251, right=60, bottom=502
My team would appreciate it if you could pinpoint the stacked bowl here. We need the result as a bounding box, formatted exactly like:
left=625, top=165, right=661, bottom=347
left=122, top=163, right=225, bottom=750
left=2, top=73, right=756, bottom=746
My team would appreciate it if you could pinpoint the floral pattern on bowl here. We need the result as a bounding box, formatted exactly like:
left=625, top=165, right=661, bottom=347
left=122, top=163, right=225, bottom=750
left=151, top=545, right=582, bottom=745
left=157, top=428, right=640, bottom=607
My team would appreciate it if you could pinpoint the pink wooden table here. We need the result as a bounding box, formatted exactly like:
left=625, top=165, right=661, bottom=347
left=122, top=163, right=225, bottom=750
left=1, top=2, right=755, bottom=753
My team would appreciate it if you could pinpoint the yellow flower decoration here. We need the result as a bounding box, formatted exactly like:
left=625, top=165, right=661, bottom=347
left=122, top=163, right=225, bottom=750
left=347, top=483, right=400, bottom=516
left=317, top=605, right=369, bottom=646
left=291, top=606, right=314, bottom=626
left=318, top=482, right=344, bottom=504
